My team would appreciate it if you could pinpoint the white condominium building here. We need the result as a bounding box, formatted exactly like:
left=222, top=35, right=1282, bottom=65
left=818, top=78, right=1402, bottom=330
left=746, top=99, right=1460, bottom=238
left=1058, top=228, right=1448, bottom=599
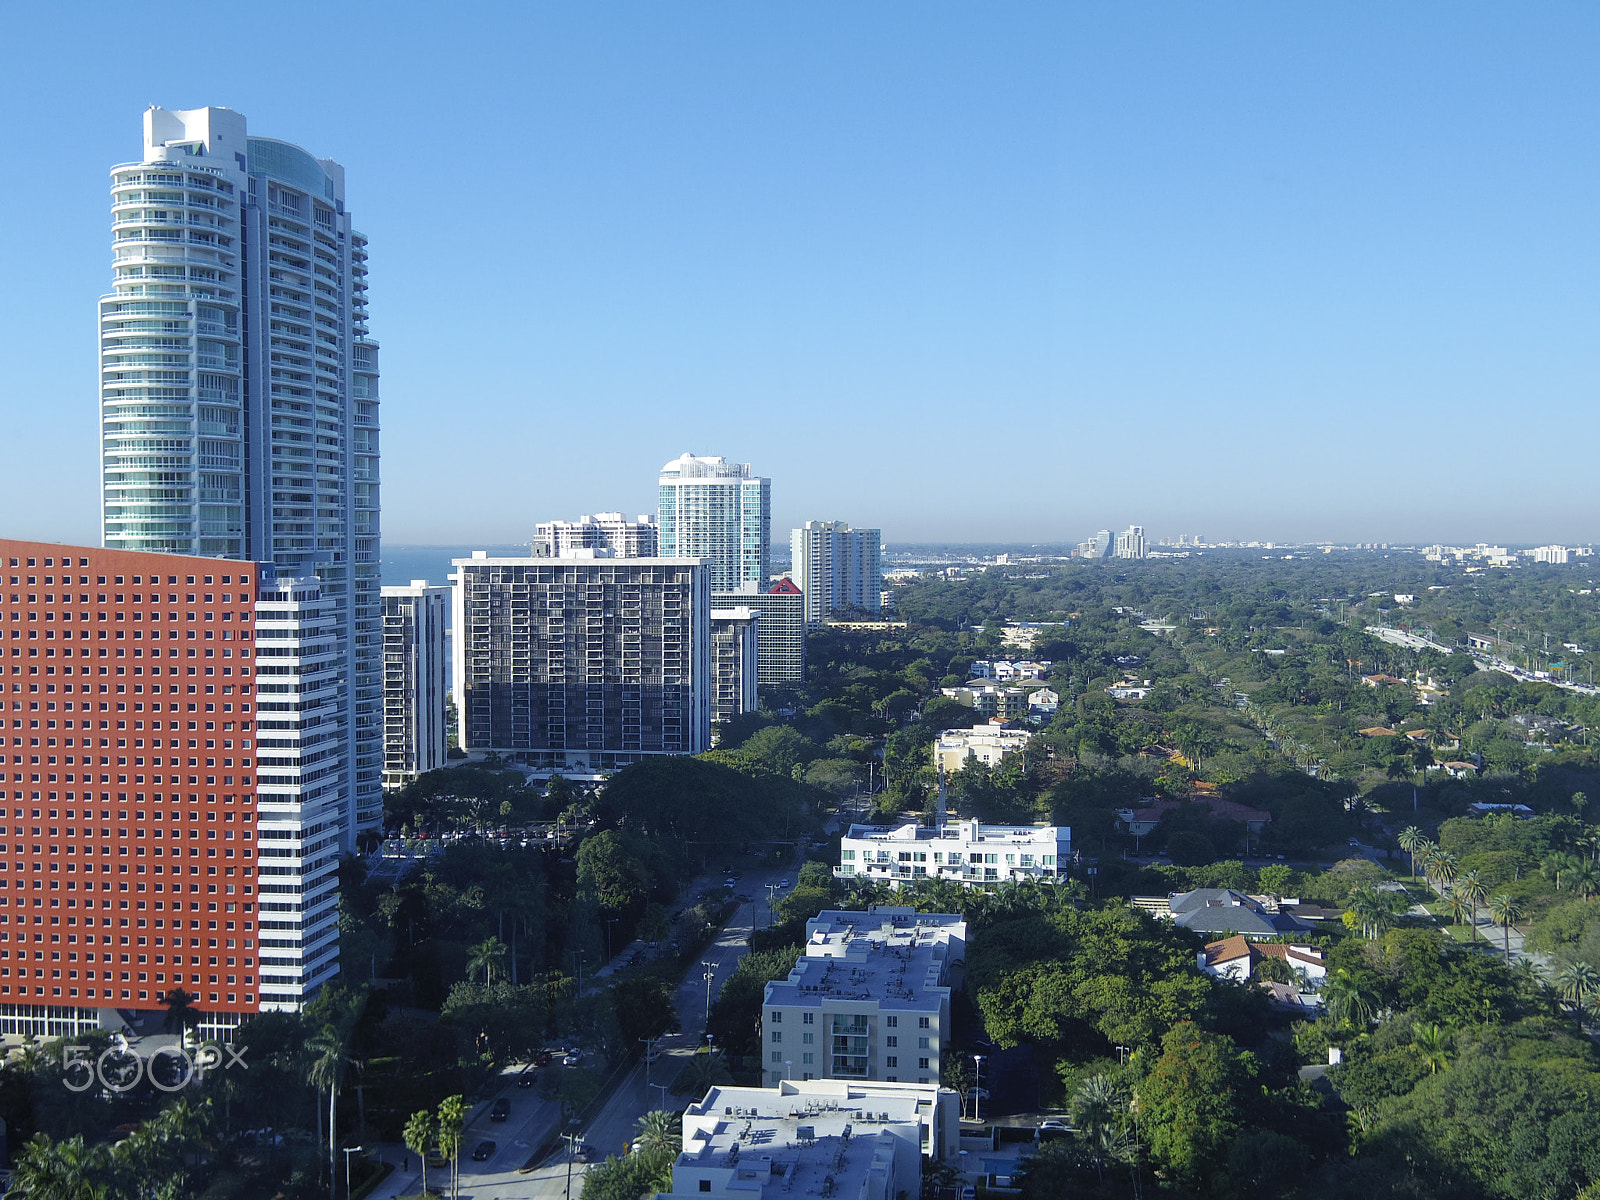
left=837, top=820, right=1071, bottom=887
left=931, top=725, right=1032, bottom=773
left=762, top=907, right=966, bottom=1087
left=653, top=1079, right=961, bottom=1200
left=1114, top=525, right=1146, bottom=559
left=790, top=521, right=883, bottom=625
left=99, top=105, right=382, bottom=843
left=380, top=581, right=449, bottom=789
left=534, top=513, right=659, bottom=558
left=658, top=454, right=771, bottom=592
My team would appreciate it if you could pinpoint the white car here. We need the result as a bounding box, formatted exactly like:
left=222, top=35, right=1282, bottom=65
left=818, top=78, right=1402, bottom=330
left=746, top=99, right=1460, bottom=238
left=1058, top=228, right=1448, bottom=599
left=563, top=1049, right=583, bottom=1067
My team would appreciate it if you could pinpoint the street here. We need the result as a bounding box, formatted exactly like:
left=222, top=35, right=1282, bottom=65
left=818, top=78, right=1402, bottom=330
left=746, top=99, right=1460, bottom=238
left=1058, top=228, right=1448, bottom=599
left=362, top=853, right=799, bottom=1200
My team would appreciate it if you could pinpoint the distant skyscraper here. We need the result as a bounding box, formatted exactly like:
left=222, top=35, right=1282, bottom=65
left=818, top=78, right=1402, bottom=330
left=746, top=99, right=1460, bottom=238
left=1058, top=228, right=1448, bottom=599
left=1114, top=525, right=1146, bottom=560
left=658, top=454, right=770, bottom=591
left=709, top=606, right=760, bottom=725
left=452, top=551, right=711, bottom=773
left=99, top=106, right=381, bottom=844
left=534, top=513, right=658, bottom=558
left=1093, top=530, right=1114, bottom=558
left=381, top=581, right=449, bottom=788
left=790, top=521, right=883, bottom=626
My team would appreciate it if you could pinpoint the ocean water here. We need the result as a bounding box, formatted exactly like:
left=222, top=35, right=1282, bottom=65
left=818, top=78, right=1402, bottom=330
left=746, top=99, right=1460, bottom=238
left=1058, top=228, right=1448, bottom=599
left=379, top=543, right=526, bottom=588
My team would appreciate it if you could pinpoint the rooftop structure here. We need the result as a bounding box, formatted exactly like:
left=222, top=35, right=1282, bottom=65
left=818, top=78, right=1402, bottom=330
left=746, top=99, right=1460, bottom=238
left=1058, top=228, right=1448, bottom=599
left=837, top=820, right=1070, bottom=887
left=659, top=454, right=771, bottom=592
left=655, top=1079, right=961, bottom=1200
left=762, top=908, right=965, bottom=1087
left=1198, top=935, right=1327, bottom=982
left=534, top=513, right=659, bottom=558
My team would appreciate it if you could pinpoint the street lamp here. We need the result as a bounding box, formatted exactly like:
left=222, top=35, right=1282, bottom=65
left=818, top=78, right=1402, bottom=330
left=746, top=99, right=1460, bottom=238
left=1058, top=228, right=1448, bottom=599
left=341, top=1146, right=363, bottom=1199
left=562, top=1132, right=586, bottom=1200
left=640, top=1035, right=659, bottom=1096
left=702, top=960, right=716, bottom=1031
left=970, top=1055, right=986, bottom=1122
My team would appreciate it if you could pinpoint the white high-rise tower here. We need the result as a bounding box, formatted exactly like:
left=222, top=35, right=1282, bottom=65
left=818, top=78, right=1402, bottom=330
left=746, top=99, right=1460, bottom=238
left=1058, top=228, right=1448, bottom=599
left=657, top=453, right=770, bottom=592
left=100, top=106, right=382, bottom=844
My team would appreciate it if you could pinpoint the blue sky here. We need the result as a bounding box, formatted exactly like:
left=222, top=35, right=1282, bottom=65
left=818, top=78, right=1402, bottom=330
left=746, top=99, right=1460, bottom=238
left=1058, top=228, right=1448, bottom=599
left=2, top=3, right=1596, bottom=546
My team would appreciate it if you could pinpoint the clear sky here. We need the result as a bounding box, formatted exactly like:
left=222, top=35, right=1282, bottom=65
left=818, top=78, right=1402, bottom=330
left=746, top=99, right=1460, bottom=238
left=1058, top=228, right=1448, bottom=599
left=2, top=3, right=1596, bottom=547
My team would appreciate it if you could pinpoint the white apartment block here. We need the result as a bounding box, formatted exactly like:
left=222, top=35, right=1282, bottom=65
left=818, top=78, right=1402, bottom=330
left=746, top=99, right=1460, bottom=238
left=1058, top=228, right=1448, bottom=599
left=380, top=581, right=449, bottom=789
left=932, top=725, right=1032, bottom=773
left=790, top=521, right=883, bottom=625
left=762, top=908, right=965, bottom=1087
left=837, top=820, right=1071, bottom=887
left=1114, top=525, right=1146, bottom=559
left=710, top=607, right=759, bottom=725
left=534, top=513, right=658, bottom=558
left=653, top=1079, right=961, bottom=1200
left=253, top=576, right=347, bottom=1010
left=452, top=551, right=711, bottom=772
left=658, top=454, right=771, bottom=592
left=100, top=105, right=383, bottom=845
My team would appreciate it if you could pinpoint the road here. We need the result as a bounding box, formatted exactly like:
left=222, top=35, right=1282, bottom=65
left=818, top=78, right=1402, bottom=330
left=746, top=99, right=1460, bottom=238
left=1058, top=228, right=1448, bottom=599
left=364, top=853, right=799, bottom=1200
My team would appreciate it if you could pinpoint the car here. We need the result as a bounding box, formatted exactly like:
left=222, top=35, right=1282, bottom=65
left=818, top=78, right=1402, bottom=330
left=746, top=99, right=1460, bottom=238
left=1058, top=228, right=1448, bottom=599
left=517, top=1072, right=536, bottom=1088
left=534, top=1049, right=554, bottom=1067
left=472, top=1140, right=497, bottom=1162
left=490, top=1098, right=511, bottom=1122
left=779, top=879, right=790, bottom=888
left=564, top=1049, right=583, bottom=1066
left=1348, top=838, right=1362, bottom=847
left=1037, top=1119, right=1069, bottom=1131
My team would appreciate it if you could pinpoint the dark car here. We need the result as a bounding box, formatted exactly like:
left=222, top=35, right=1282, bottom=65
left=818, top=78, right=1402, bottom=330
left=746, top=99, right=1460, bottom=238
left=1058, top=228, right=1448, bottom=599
left=490, top=1098, right=511, bottom=1122
left=534, top=1049, right=554, bottom=1067
left=472, top=1140, right=496, bottom=1162
left=517, top=1072, right=536, bottom=1088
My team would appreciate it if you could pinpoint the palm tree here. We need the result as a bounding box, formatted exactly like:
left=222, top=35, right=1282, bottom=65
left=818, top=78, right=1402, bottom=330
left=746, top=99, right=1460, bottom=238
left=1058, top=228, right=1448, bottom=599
left=1411, top=1022, right=1449, bottom=1074
left=1322, top=969, right=1375, bottom=1029
left=1398, top=826, right=1423, bottom=879
left=467, top=936, right=509, bottom=985
left=1443, top=890, right=1471, bottom=928
left=1542, top=852, right=1581, bottom=892
left=437, top=1094, right=468, bottom=1200
left=1070, top=1073, right=1130, bottom=1183
left=161, top=986, right=202, bottom=1039
left=1552, top=960, right=1600, bottom=1011
left=1569, top=862, right=1600, bottom=901
left=1343, top=886, right=1405, bottom=939
left=1487, top=894, right=1523, bottom=963
left=1456, top=870, right=1488, bottom=937
left=306, top=1023, right=356, bottom=1200
left=10, top=1133, right=113, bottom=1200
left=633, top=1109, right=682, bottom=1157
left=404, top=1109, right=435, bottom=1196
left=1425, top=850, right=1458, bottom=891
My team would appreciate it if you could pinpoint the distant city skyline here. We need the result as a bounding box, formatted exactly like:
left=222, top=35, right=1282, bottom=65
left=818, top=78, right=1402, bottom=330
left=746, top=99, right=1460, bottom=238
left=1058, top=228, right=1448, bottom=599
left=2, top=5, right=1598, bottom=546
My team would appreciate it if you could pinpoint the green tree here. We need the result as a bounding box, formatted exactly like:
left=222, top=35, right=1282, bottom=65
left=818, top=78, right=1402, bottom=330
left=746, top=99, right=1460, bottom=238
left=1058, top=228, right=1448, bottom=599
left=576, top=829, right=652, bottom=912
left=1398, top=825, right=1423, bottom=879
left=1412, top=1021, right=1449, bottom=1074
left=1139, top=1021, right=1248, bottom=1185
left=404, top=1109, right=436, bottom=1197
left=633, top=1109, right=682, bottom=1157
left=1323, top=968, right=1375, bottom=1029
left=1069, top=1073, right=1131, bottom=1183
left=160, top=986, right=202, bottom=1038
left=1455, top=869, right=1488, bottom=938
left=11, top=1133, right=114, bottom=1200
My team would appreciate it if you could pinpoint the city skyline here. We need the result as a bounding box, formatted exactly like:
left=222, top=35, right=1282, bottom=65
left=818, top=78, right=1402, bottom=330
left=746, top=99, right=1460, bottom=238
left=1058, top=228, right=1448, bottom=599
left=2, top=6, right=1599, bottom=549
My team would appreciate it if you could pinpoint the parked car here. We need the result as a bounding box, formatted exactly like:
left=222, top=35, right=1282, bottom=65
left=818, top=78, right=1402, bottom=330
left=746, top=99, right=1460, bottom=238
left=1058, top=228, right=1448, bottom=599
left=564, top=1049, right=583, bottom=1066
left=472, top=1140, right=497, bottom=1162
left=490, top=1098, right=511, bottom=1122
left=534, top=1049, right=554, bottom=1067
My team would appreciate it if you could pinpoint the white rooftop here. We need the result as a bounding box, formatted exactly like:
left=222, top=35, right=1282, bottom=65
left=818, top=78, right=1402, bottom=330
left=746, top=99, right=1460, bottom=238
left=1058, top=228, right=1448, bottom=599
left=658, top=1080, right=955, bottom=1200
left=764, top=908, right=965, bottom=1011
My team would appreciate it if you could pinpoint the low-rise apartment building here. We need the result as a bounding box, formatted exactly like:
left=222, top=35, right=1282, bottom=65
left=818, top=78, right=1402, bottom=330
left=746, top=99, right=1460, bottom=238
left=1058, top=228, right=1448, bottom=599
left=653, top=1079, right=961, bottom=1200
left=932, top=725, right=1031, bottom=773
left=836, top=820, right=1070, bottom=887
left=762, top=907, right=965, bottom=1087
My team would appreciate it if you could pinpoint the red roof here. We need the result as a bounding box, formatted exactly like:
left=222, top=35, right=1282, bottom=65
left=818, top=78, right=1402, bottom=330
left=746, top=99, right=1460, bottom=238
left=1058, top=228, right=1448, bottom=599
left=769, top=579, right=802, bottom=594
